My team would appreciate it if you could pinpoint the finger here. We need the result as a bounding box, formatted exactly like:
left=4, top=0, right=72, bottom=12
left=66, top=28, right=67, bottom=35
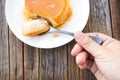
left=86, top=33, right=113, bottom=42
left=86, top=60, right=93, bottom=69
left=90, top=62, right=98, bottom=75
left=76, top=51, right=88, bottom=65
left=78, top=64, right=87, bottom=69
left=74, top=32, right=104, bottom=57
left=71, top=44, right=83, bottom=56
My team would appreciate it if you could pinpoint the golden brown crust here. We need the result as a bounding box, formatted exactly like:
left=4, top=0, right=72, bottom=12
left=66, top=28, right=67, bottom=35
left=21, top=19, right=50, bottom=36
left=22, top=26, right=50, bottom=36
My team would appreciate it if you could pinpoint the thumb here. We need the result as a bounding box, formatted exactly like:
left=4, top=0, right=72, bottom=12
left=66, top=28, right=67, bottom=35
left=74, top=32, right=104, bottom=57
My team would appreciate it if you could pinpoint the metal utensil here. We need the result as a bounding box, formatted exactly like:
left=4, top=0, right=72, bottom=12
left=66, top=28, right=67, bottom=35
left=49, top=27, right=102, bottom=44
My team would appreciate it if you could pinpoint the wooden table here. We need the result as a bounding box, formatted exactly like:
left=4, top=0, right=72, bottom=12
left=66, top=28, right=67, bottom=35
left=0, top=0, right=120, bottom=80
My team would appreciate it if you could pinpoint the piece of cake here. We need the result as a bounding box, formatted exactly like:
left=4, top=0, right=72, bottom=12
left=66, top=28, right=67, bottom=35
left=22, top=19, right=50, bottom=36
left=22, top=0, right=72, bottom=36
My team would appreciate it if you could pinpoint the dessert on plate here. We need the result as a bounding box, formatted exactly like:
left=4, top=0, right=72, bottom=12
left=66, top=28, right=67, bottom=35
left=22, top=0, right=72, bottom=36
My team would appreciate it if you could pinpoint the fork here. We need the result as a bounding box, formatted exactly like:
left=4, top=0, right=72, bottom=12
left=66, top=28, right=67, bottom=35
left=49, top=27, right=102, bottom=44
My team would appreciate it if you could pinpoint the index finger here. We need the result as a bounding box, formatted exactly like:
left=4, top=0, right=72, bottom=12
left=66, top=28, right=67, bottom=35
left=86, top=33, right=114, bottom=43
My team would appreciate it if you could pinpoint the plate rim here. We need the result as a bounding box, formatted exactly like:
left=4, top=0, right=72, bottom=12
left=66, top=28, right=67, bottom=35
left=5, top=0, right=90, bottom=49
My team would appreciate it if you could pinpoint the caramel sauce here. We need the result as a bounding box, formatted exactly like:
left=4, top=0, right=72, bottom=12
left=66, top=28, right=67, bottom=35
left=25, top=0, right=66, bottom=22
left=52, top=33, right=60, bottom=38
left=56, top=7, right=72, bottom=29
left=24, top=0, right=72, bottom=27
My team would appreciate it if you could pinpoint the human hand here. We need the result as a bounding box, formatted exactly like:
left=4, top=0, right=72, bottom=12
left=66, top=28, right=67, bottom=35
left=71, top=32, right=120, bottom=80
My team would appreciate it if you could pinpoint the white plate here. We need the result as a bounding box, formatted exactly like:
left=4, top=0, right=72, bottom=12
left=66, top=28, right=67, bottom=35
left=5, top=0, right=90, bottom=49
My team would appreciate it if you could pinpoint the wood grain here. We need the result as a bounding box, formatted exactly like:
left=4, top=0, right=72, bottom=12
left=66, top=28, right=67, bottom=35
left=0, top=0, right=117, bottom=80
left=24, top=45, right=39, bottom=80
left=0, top=0, right=9, bottom=80
left=84, top=0, right=112, bottom=36
left=9, top=31, right=23, bottom=80
left=39, top=49, right=54, bottom=80
left=109, top=0, right=120, bottom=40
left=53, top=46, right=68, bottom=80
left=67, top=41, right=81, bottom=80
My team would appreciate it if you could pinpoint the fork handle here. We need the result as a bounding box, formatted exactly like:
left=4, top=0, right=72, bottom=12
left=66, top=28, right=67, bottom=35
left=52, top=30, right=102, bottom=44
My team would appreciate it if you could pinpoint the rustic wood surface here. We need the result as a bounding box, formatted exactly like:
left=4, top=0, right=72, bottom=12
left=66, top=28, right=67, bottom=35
left=0, top=0, right=120, bottom=80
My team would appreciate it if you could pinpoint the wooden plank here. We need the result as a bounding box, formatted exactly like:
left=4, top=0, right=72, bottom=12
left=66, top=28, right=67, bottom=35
left=0, top=0, right=9, bottom=80
left=84, top=0, right=112, bottom=35
left=67, top=42, right=94, bottom=80
left=53, top=46, right=68, bottom=80
left=39, top=49, right=54, bottom=80
left=83, top=0, right=112, bottom=80
left=67, top=41, right=81, bottom=80
left=0, top=0, right=115, bottom=80
left=24, top=45, right=39, bottom=80
left=109, top=0, right=120, bottom=40
left=9, top=31, right=23, bottom=80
